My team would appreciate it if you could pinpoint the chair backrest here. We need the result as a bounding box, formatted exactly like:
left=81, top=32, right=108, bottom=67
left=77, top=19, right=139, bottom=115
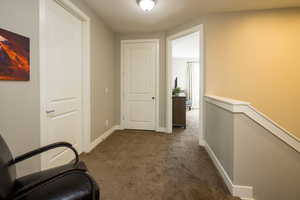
left=0, top=135, right=16, bottom=200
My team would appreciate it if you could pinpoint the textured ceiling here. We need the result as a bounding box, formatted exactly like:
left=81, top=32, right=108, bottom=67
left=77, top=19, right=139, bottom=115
left=83, top=0, right=300, bottom=33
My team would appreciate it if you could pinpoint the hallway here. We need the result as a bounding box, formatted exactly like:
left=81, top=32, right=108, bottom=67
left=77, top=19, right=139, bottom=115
left=81, top=110, right=239, bottom=200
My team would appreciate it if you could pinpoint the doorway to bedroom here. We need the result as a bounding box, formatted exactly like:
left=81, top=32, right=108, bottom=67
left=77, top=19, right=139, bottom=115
left=167, top=25, right=204, bottom=145
left=172, top=31, right=200, bottom=129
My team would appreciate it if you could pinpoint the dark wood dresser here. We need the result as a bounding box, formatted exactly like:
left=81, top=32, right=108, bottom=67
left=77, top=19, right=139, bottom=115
left=172, top=94, right=186, bottom=129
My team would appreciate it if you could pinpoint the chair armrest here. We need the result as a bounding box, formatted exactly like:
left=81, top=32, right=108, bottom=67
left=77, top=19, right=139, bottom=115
left=12, top=169, right=96, bottom=200
left=10, top=142, right=79, bottom=166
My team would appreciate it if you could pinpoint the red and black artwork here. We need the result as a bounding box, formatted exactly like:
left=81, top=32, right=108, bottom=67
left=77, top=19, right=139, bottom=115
left=0, top=28, right=30, bottom=81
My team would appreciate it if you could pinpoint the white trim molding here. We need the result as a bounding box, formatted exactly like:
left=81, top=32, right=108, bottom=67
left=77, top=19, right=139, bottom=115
left=166, top=24, right=205, bottom=144
left=156, top=127, right=168, bottom=133
left=88, top=125, right=121, bottom=152
left=204, top=141, right=255, bottom=200
left=205, top=95, right=300, bottom=153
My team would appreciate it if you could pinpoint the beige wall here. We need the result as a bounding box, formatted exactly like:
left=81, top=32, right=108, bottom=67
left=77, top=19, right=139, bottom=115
left=234, top=114, right=300, bottom=200
left=205, top=101, right=300, bottom=200
left=168, top=8, right=300, bottom=139
left=71, top=0, right=116, bottom=142
left=0, top=0, right=41, bottom=177
left=115, top=32, right=166, bottom=127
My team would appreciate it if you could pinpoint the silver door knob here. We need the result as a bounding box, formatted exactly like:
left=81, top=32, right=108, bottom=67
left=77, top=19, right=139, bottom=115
left=46, top=110, right=55, bottom=114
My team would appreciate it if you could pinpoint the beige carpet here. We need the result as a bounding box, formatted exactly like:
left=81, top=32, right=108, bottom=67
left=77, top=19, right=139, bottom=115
left=81, top=110, right=240, bottom=200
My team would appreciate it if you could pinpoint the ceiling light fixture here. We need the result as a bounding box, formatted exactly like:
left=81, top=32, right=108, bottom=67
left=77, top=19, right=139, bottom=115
left=137, top=0, right=156, bottom=12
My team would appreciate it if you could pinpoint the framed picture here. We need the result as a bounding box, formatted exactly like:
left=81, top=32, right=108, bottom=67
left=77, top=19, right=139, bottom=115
left=0, top=28, right=30, bottom=81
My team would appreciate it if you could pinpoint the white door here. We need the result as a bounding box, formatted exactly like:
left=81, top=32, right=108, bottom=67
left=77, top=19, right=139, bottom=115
left=43, top=0, right=83, bottom=169
left=123, top=41, right=158, bottom=130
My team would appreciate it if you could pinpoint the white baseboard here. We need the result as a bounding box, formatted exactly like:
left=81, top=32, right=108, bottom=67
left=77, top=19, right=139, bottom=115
left=199, top=138, right=205, bottom=146
left=233, top=185, right=254, bottom=200
left=114, top=125, right=122, bottom=131
left=156, top=127, right=168, bottom=133
left=114, top=126, right=167, bottom=133
left=203, top=140, right=254, bottom=200
left=88, top=125, right=120, bottom=152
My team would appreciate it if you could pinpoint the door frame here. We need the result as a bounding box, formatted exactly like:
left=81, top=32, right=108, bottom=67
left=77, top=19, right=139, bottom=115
left=39, top=0, right=91, bottom=170
left=120, top=39, right=160, bottom=131
left=166, top=24, right=205, bottom=145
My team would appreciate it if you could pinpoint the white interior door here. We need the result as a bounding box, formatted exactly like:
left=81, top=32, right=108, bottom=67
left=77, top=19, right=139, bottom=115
left=123, top=41, right=158, bottom=130
left=43, top=0, right=83, bottom=169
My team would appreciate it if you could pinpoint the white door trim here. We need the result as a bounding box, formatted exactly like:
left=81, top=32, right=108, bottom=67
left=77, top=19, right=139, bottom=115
left=166, top=25, right=205, bottom=145
left=39, top=0, right=91, bottom=170
left=120, top=39, right=160, bottom=131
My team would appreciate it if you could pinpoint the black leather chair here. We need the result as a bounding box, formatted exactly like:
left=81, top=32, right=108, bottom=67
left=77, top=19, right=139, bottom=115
left=0, top=135, right=99, bottom=200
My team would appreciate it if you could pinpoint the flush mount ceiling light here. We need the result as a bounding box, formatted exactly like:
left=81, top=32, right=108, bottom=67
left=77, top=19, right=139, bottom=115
left=137, top=0, right=156, bottom=12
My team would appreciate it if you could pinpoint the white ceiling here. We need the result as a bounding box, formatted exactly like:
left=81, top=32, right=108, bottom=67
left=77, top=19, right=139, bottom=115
left=83, top=0, right=300, bottom=33
left=172, top=32, right=199, bottom=59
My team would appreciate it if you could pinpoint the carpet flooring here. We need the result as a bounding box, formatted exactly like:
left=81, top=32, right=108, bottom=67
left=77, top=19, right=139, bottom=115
left=80, top=110, right=240, bottom=200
